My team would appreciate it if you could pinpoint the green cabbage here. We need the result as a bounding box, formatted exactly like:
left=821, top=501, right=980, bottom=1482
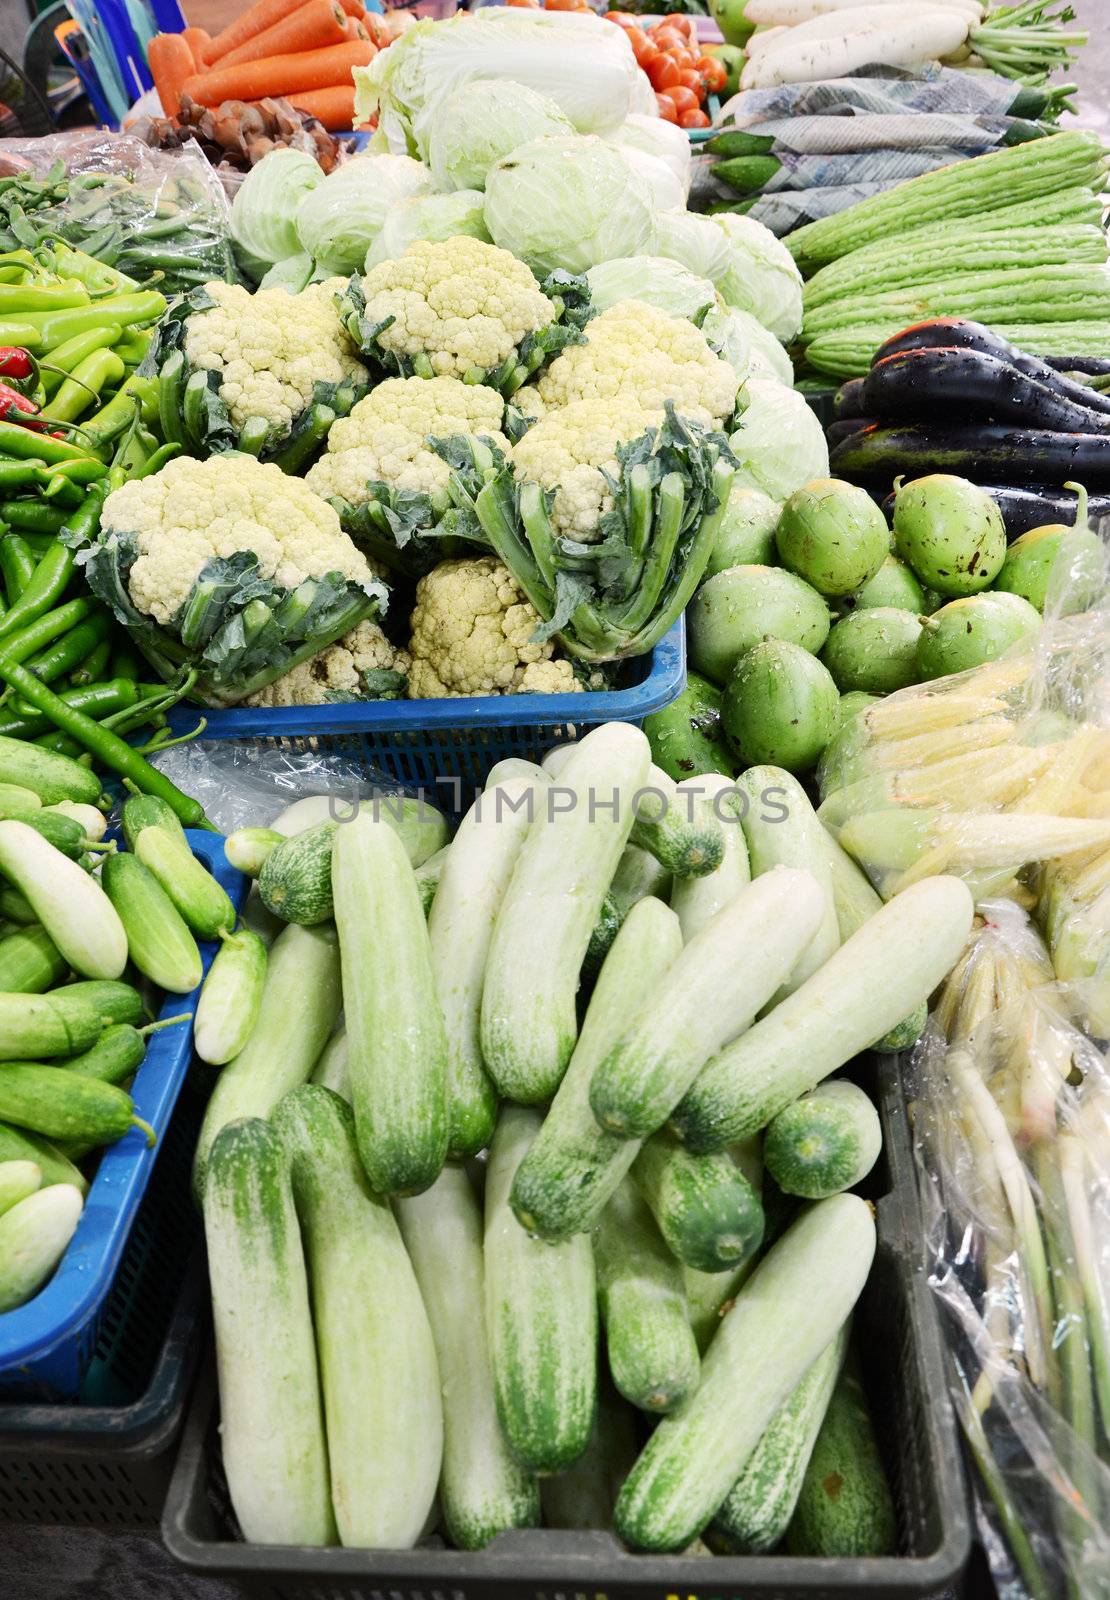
left=426, top=80, right=573, bottom=192
left=703, top=305, right=794, bottom=388
left=654, top=209, right=732, bottom=286
left=483, top=134, right=655, bottom=277
left=294, top=154, right=433, bottom=275
left=729, top=379, right=829, bottom=502
left=365, top=191, right=490, bottom=270
left=230, top=149, right=323, bottom=282
left=606, top=115, right=690, bottom=197
left=711, top=214, right=804, bottom=344
left=585, top=256, right=717, bottom=323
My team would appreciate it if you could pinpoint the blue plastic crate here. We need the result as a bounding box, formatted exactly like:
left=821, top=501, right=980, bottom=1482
left=0, top=833, right=245, bottom=1402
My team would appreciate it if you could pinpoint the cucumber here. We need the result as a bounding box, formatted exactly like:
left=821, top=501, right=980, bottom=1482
left=540, top=1379, right=638, bottom=1531
left=764, top=1080, right=882, bottom=1200
left=415, top=846, right=448, bottom=916
left=786, top=1358, right=897, bottom=1557
left=134, top=826, right=235, bottom=940
left=0, top=887, right=35, bottom=924
left=669, top=777, right=750, bottom=941
left=0, top=1182, right=83, bottom=1311
left=582, top=893, right=622, bottom=980
left=684, top=1256, right=758, bottom=1354
left=485, top=758, right=548, bottom=788
left=0, top=782, right=43, bottom=818
left=0, top=821, right=127, bottom=981
left=121, top=794, right=186, bottom=848
left=275, top=1086, right=443, bottom=1550
left=0, top=1158, right=41, bottom=1216
left=632, top=1135, right=764, bottom=1274
left=595, top=1177, right=700, bottom=1415
left=0, top=993, right=102, bottom=1059
left=430, top=775, right=545, bottom=1159
left=482, top=724, right=651, bottom=1104
left=0, top=1122, right=87, bottom=1192
left=736, top=767, right=840, bottom=1003
left=193, top=928, right=268, bottom=1067
left=509, top=897, right=683, bottom=1243
left=224, top=827, right=282, bottom=878
left=673, top=875, right=974, bottom=1151
left=19, top=812, right=91, bottom=859
left=396, top=1163, right=539, bottom=1548
left=101, top=850, right=203, bottom=995
left=610, top=842, right=672, bottom=917
left=56, top=980, right=144, bottom=1027
left=310, top=1027, right=348, bottom=1097
left=873, top=1000, right=927, bottom=1053
left=0, top=738, right=101, bottom=805
left=0, top=1063, right=154, bottom=1146
left=61, top=1022, right=146, bottom=1084
left=333, top=812, right=447, bottom=1197
left=0, top=924, right=67, bottom=993
left=614, top=1192, right=877, bottom=1552
left=259, top=823, right=338, bottom=926
left=589, top=867, right=827, bottom=1141
left=711, top=1321, right=849, bottom=1554
left=485, top=1105, right=598, bottom=1473
left=193, top=923, right=342, bottom=1197
left=45, top=802, right=107, bottom=842
left=266, top=792, right=449, bottom=866
left=203, top=1117, right=335, bottom=1546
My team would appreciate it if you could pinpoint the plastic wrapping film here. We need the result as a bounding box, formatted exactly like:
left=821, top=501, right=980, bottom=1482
left=909, top=903, right=1110, bottom=1600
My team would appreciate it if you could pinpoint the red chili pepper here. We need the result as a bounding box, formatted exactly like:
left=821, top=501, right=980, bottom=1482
left=0, top=348, right=36, bottom=383
left=0, top=385, right=49, bottom=433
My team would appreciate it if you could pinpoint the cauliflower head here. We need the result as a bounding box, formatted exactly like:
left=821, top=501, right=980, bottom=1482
left=351, top=236, right=556, bottom=382
left=105, top=454, right=381, bottom=625
left=534, top=299, right=738, bottom=425
left=407, top=556, right=580, bottom=698
left=183, top=279, right=367, bottom=435
left=509, top=395, right=664, bottom=541
left=246, top=620, right=410, bottom=706
left=305, top=375, right=508, bottom=505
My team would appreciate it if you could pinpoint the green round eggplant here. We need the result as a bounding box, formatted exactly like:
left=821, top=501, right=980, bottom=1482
left=722, top=638, right=840, bottom=774
left=915, top=592, right=1042, bottom=681
left=821, top=607, right=922, bottom=695
left=843, top=554, right=924, bottom=615
left=689, top=564, right=831, bottom=686
left=705, top=485, right=782, bottom=580
left=644, top=672, right=736, bottom=782
left=776, top=478, right=889, bottom=598
left=892, top=474, right=1006, bottom=597
left=994, top=483, right=1105, bottom=614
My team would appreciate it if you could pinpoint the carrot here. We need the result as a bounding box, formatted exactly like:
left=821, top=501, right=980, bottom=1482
left=363, top=11, right=392, bottom=46
left=337, top=0, right=365, bottom=13
left=218, top=0, right=349, bottom=69
left=205, top=0, right=308, bottom=64
left=181, top=26, right=214, bottom=69
left=147, top=32, right=195, bottom=119
left=288, top=84, right=356, bottom=128
left=343, top=16, right=369, bottom=39
left=184, top=40, right=376, bottom=104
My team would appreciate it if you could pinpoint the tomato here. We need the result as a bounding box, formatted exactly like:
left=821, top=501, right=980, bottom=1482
left=679, top=107, right=711, bottom=129
left=664, top=12, right=697, bottom=36
left=667, top=84, right=699, bottom=114
left=655, top=92, right=679, bottom=123
left=630, top=30, right=659, bottom=65
left=651, top=26, right=686, bottom=50
left=605, top=10, right=639, bottom=22
left=697, top=54, right=729, bottom=91
left=647, top=52, right=681, bottom=89
left=679, top=67, right=705, bottom=95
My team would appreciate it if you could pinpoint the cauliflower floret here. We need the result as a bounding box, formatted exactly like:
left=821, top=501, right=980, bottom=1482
left=246, top=621, right=411, bottom=706
left=305, top=375, right=508, bottom=505
left=509, top=396, right=663, bottom=541
left=535, top=299, right=738, bottom=424
left=407, top=556, right=580, bottom=698
left=357, top=237, right=555, bottom=381
left=183, top=279, right=367, bottom=434
left=105, top=454, right=381, bottom=624
left=512, top=384, right=547, bottom=424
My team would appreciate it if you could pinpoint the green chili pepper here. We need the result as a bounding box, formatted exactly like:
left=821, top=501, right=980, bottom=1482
left=0, top=533, right=36, bottom=604
left=109, top=644, right=140, bottom=681
left=1, top=596, right=95, bottom=664
left=0, top=422, right=89, bottom=464
left=18, top=609, right=111, bottom=693
left=43, top=349, right=126, bottom=425
left=40, top=327, right=121, bottom=397
left=0, top=676, right=141, bottom=738
left=35, top=294, right=166, bottom=351
left=82, top=373, right=160, bottom=450
left=0, top=501, right=67, bottom=535
left=0, top=458, right=48, bottom=489
left=113, top=328, right=151, bottom=366
left=0, top=283, right=89, bottom=313
left=36, top=242, right=138, bottom=296
left=0, top=501, right=87, bottom=641
left=67, top=635, right=111, bottom=689
left=0, top=323, right=42, bottom=350
left=43, top=456, right=108, bottom=485
left=40, top=474, right=83, bottom=507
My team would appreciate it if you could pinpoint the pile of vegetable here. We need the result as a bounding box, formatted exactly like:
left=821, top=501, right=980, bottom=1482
left=130, top=92, right=353, bottom=175
left=199, top=722, right=976, bottom=1554
left=603, top=11, right=730, bottom=129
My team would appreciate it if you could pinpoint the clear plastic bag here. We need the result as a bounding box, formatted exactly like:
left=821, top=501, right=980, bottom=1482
left=910, top=904, right=1110, bottom=1599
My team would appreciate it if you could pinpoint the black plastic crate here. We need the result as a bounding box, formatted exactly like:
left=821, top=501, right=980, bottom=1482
left=0, top=1078, right=209, bottom=1529
left=161, top=1055, right=973, bottom=1600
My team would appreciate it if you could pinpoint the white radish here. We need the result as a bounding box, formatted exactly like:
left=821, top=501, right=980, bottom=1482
left=743, top=25, right=793, bottom=57
left=744, top=0, right=980, bottom=24
left=742, top=9, right=971, bottom=89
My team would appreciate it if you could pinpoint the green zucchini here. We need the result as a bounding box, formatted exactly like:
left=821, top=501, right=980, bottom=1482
left=310, top=1027, right=348, bottom=1097
left=275, top=1086, right=443, bottom=1549
left=540, top=1379, right=638, bottom=1531
left=509, top=897, right=683, bottom=1243
left=482, top=724, right=651, bottom=1104
left=396, top=1163, right=539, bottom=1548
left=333, top=811, right=448, bottom=1197
left=764, top=1080, right=882, bottom=1200
left=429, top=775, right=543, bottom=1160
left=224, top=826, right=282, bottom=878
left=101, top=850, right=203, bottom=995
left=673, top=875, right=974, bottom=1151
left=614, top=1193, right=877, bottom=1552
left=786, top=1358, right=897, bottom=1557
left=736, top=767, right=841, bottom=1003
left=0, top=820, right=127, bottom=981
left=134, top=826, right=235, bottom=940
left=0, top=1063, right=154, bottom=1146
left=589, top=867, right=826, bottom=1141
left=712, top=1321, right=849, bottom=1554
left=203, top=1117, right=335, bottom=1546
left=0, top=1122, right=87, bottom=1192
left=0, top=782, right=43, bottom=818
left=0, top=737, right=101, bottom=805
left=0, top=1182, right=83, bottom=1311
left=193, top=928, right=268, bottom=1067
left=485, top=1105, right=598, bottom=1473
left=56, top=980, right=144, bottom=1027
left=0, top=992, right=102, bottom=1059
left=669, top=777, right=750, bottom=941
left=121, top=794, right=186, bottom=849
left=0, top=924, right=67, bottom=994
left=595, top=1177, right=700, bottom=1414
left=193, top=923, right=342, bottom=1197
left=632, top=1135, right=764, bottom=1274
left=0, top=1157, right=40, bottom=1216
